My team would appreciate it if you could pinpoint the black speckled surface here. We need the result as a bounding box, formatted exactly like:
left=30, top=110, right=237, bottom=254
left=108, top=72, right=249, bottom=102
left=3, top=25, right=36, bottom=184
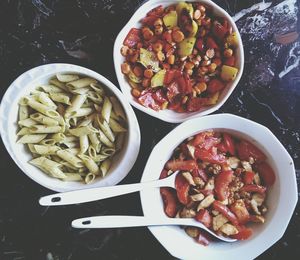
left=0, top=0, right=299, bottom=259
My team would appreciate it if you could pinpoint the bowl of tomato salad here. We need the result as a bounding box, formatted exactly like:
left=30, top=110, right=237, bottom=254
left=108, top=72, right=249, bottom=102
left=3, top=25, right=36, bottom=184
left=140, top=114, right=297, bottom=259
left=114, top=0, right=244, bottom=123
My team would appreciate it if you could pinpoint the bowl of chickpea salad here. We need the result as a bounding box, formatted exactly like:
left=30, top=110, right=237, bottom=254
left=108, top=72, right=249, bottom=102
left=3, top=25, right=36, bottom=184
left=114, top=0, right=244, bottom=123
left=140, top=114, right=297, bottom=259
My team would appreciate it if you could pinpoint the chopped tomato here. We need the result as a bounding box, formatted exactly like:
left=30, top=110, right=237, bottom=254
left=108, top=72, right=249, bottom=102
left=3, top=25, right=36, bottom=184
left=215, top=170, right=234, bottom=201
left=166, top=159, right=198, bottom=171
left=160, top=187, right=178, bottom=217
left=195, top=209, right=212, bottom=228
left=162, top=31, right=172, bottom=43
left=168, top=96, right=182, bottom=111
left=255, top=161, right=276, bottom=186
left=183, top=74, right=192, bottom=94
left=138, top=91, right=161, bottom=111
left=142, top=15, right=160, bottom=26
left=236, top=140, right=266, bottom=162
left=212, top=201, right=239, bottom=226
left=230, top=200, right=250, bottom=224
left=146, top=5, right=164, bottom=17
left=192, top=169, right=208, bottom=182
left=164, top=69, right=182, bottom=85
left=240, top=184, right=266, bottom=194
left=159, top=169, right=169, bottom=179
left=166, top=81, right=180, bottom=101
left=231, top=225, right=253, bottom=240
left=196, top=38, right=205, bottom=52
left=175, top=173, right=190, bottom=205
left=224, top=56, right=235, bottom=66
left=186, top=97, right=207, bottom=112
left=216, top=142, right=227, bottom=153
left=194, top=148, right=226, bottom=164
left=196, top=231, right=212, bottom=246
left=223, top=133, right=235, bottom=155
left=192, top=131, right=214, bottom=146
left=206, top=36, right=218, bottom=49
left=213, top=21, right=228, bottom=39
left=207, top=79, right=225, bottom=94
left=123, top=28, right=141, bottom=48
left=152, top=89, right=167, bottom=104
left=243, top=171, right=255, bottom=185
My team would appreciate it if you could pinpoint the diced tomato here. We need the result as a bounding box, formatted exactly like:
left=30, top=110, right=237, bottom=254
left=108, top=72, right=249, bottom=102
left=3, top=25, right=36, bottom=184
left=164, top=69, right=182, bottom=85
left=166, top=159, right=198, bottom=171
left=194, top=148, right=226, bottom=164
left=123, top=28, right=141, bottom=48
left=138, top=91, right=161, bottom=111
left=175, top=173, right=190, bottom=205
left=192, top=169, right=208, bottom=182
left=168, top=96, right=182, bottom=111
left=196, top=231, right=212, bottom=246
left=195, top=209, right=212, bottom=228
left=159, top=169, right=169, bottom=179
left=141, top=15, right=160, bottom=26
left=215, top=170, right=234, bottom=201
left=177, top=75, right=187, bottom=94
left=240, top=184, right=266, bottom=194
left=243, top=171, right=255, bottom=185
left=174, top=105, right=186, bottom=113
left=166, top=81, right=180, bottom=101
left=212, top=201, right=239, bottom=226
left=207, top=79, right=225, bottom=94
left=160, top=187, right=178, bottom=217
left=230, top=200, right=250, bottom=224
left=236, top=140, right=266, bottom=162
left=223, top=133, right=235, bottom=155
left=196, top=38, right=205, bottom=52
left=213, top=21, right=228, bottom=39
left=216, top=142, right=227, bottom=153
left=224, top=56, right=235, bottom=66
left=192, top=131, right=214, bottom=146
left=146, top=5, right=164, bottom=17
left=162, top=31, right=173, bottom=43
left=186, top=97, right=207, bottom=112
left=206, top=36, right=218, bottom=49
left=255, top=161, right=276, bottom=187
left=152, top=89, right=167, bottom=104
left=183, top=74, right=192, bottom=94
left=231, top=225, right=253, bottom=240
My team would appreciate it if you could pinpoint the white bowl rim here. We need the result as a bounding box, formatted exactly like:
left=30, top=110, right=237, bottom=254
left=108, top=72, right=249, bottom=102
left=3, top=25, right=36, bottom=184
left=140, top=113, right=298, bottom=259
left=113, top=0, right=245, bottom=123
left=0, top=63, right=141, bottom=192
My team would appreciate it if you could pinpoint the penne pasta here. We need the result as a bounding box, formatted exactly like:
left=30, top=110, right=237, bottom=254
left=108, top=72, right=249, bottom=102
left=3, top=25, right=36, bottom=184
left=101, top=147, right=115, bottom=157
left=30, top=113, right=59, bottom=126
left=30, top=125, right=62, bottom=134
left=87, top=91, right=103, bottom=104
left=65, top=94, right=87, bottom=117
left=98, top=129, right=114, bottom=148
left=70, top=107, right=93, bottom=118
left=56, top=150, right=83, bottom=168
left=100, top=159, right=111, bottom=177
left=84, top=173, right=96, bottom=184
left=66, top=77, right=97, bottom=89
left=78, top=154, right=99, bottom=175
left=39, top=84, right=64, bottom=93
left=38, top=92, right=57, bottom=109
left=18, top=118, right=37, bottom=128
left=19, top=105, right=29, bottom=121
left=33, top=145, right=60, bottom=155
left=17, top=134, right=47, bottom=143
left=96, top=116, right=115, bottom=142
left=49, top=78, right=68, bottom=91
left=79, top=135, right=89, bottom=154
left=109, top=118, right=127, bottom=133
left=50, top=133, right=66, bottom=143
left=101, top=97, right=112, bottom=122
left=88, top=132, right=101, bottom=152
left=62, top=173, right=82, bottom=181
left=49, top=92, right=71, bottom=105
left=68, top=125, right=98, bottom=137
left=110, top=96, right=126, bottom=119
left=56, top=74, right=79, bottom=83
left=25, top=98, right=60, bottom=119
left=90, top=83, right=105, bottom=95
left=40, top=139, right=57, bottom=145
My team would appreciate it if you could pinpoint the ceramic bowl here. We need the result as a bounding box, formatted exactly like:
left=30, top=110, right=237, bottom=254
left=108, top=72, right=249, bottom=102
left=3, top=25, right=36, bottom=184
left=0, top=63, right=141, bottom=192
left=114, top=0, right=244, bottom=123
left=140, top=113, right=297, bottom=260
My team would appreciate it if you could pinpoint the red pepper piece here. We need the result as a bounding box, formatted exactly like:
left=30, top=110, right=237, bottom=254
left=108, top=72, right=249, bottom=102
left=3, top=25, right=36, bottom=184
left=194, top=148, right=226, bottom=164
left=212, top=201, right=239, bottom=226
left=160, top=187, right=178, bottom=217
left=207, top=79, right=226, bottom=94
left=240, top=184, right=266, bottom=194
left=175, top=173, right=190, bottom=205
left=206, top=36, right=218, bottom=49
left=166, top=159, right=198, bottom=171
left=123, top=28, right=141, bottom=48
left=186, top=97, right=208, bottom=112
left=152, top=89, right=167, bottom=104
left=224, top=56, right=235, bottom=66
left=195, top=209, right=212, bottom=228
left=243, top=171, right=255, bottom=185
left=223, top=133, right=236, bottom=155
left=255, top=161, right=276, bottom=186
left=236, top=140, right=266, bottom=162
left=166, top=81, right=180, bottom=102
left=231, top=225, right=253, bottom=240
left=215, top=170, right=234, bottom=201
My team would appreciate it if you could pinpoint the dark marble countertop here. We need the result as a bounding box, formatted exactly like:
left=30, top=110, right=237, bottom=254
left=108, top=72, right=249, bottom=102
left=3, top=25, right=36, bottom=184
left=0, top=0, right=299, bottom=259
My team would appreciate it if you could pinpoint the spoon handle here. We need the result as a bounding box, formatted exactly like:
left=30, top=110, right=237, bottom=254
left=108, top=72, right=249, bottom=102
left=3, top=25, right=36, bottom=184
left=39, top=179, right=166, bottom=206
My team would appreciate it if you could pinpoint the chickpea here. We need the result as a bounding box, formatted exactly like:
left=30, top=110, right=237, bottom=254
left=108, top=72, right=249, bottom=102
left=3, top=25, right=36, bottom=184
left=194, top=9, right=201, bottom=20
left=131, top=89, right=141, bottom=98
left=142, top=27, right=154, bottom=40
left=201, top=60, right=211, bottom=66
left=142, top=78, right=151, bottom=88
left=185, top=69, right=193, bottom=76
left=121, top=46, right=129, bottom=56
left=129, top=53, right=139, bottom=63
left=198, top=5, right=206, bottom=14
left=154, top=26, right=163, bottom=35
left=185, top=62, right=195, bottom=70
left=121, top=62, right=130, bottom=74
left=157, top=51, right=165, bottom=62
left=223, top=48, right=233, bottom=58
left=208, top=63, right=217, bottom=73
left=206, top=48, right=215, bottom=59
left=167, top=54, right=175, bottom=65
left=133, top=66, right=143, bottom=77
left=198, top=66, right=208, bottom=75
left=154, top=18, right=163, bottom=28
left=144, top=69, right=153, bottom=79
left=195, top=82, right=207, bottom=93
left=172, top=30, right=185, bottom=43
left=152, top=42, right=163, bottom=52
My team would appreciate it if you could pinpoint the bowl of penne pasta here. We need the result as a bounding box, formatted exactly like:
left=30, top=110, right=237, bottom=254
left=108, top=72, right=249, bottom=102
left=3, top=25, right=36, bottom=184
left=0, top=63, right=141, bottom=192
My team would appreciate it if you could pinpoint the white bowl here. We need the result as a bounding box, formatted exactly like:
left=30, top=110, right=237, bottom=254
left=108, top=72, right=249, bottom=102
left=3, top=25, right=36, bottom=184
left=140, top=114, right=297, bottom=260
left=0, top=63, right=141, bottom=192
left=114, top=0, right=244, bottom=123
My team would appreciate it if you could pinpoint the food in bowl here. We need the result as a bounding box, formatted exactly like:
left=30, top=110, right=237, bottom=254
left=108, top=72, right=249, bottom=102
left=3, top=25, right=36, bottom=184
left=120, top=1, right=239, bottom=112
left=16, top=73, right=127, bottom=184
left=159, top=130, right=275, bottom=245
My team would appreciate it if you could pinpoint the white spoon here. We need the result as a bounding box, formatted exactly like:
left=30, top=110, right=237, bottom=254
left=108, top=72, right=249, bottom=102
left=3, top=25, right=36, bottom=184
left=71, top=215, right=237, bottom=243
left=39, top=171, right=180, bottom=206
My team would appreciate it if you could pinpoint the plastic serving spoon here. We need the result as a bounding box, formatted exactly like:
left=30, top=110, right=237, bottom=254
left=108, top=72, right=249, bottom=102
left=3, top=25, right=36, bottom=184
left=71, top=215, right=237, bottom=243
left=39, top=171, right=181, bottom=206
